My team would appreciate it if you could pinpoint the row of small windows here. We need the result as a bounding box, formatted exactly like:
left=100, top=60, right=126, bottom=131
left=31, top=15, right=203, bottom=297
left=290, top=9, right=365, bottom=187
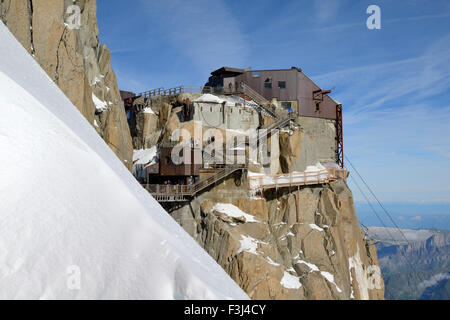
left=264, top=79, right=286, bottom=89
left=199, top=106, right=254, bottom=115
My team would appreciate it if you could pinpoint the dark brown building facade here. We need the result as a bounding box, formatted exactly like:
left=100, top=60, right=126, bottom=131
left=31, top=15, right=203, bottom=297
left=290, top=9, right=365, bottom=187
left=206, top=67, right=341, bottom=120
left=159, top=147, right=201, bottom=177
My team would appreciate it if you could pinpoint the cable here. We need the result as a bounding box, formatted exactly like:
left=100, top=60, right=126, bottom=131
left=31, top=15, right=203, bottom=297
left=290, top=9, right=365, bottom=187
left=345, top=155, right=426, bottom=286
left=348, top=174, right=427, bottom=297
left=345, top=155, right=416, bottom=249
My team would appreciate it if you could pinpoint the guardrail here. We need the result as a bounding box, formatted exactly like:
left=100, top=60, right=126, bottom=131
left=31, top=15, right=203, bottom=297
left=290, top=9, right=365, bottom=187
left=144, top=184, right=192, bottom=195
left=143, top=165, right=246, bottom=200
left=249, top=168, right=348, bottom=190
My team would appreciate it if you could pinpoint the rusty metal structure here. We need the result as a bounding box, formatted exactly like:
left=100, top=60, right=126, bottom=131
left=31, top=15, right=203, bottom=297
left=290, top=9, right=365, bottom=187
left=336, top=103, right=344, bottom=168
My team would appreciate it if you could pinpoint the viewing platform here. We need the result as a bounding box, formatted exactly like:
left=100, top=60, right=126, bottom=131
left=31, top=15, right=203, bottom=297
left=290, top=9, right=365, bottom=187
left=249, top=168, right=348, bottom=191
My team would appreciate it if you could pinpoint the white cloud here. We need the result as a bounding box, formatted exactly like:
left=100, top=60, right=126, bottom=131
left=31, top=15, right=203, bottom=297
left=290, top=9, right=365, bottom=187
left=320, top=33, right=450, bottom=203
left=313, top=33, right=450, bottom=121
left=411, top=216, right=422, bottom=221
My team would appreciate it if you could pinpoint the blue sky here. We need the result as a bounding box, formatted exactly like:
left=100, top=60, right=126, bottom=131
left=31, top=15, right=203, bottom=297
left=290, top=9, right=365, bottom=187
left=97, top=0, right=450, bottom=224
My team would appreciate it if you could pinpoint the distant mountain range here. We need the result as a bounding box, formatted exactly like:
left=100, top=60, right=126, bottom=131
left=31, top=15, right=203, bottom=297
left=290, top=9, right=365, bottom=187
left=367, top=227, right=450, bottom=300
left=355, top=202, right=450, bottom=230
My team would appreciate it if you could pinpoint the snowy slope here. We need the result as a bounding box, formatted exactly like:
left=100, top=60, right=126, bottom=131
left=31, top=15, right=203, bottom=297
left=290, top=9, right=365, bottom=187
left=0, top=22, right=248, bottom=300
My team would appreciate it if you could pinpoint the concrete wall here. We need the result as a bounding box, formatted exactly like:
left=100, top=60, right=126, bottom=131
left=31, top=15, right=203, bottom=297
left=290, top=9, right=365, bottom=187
left=193, top=101, right=260, bottom=131
left=296, top=117, right=337, bottom=170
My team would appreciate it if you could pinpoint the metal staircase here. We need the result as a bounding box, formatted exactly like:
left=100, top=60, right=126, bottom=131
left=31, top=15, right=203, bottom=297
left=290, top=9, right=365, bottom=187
left=146, top=165, right=246, bottom=202
left=242, top=85, right=277, bottom=118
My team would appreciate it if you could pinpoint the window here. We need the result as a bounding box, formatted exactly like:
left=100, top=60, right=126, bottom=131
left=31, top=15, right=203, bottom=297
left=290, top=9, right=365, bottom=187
left=315, top=102, right=321, bottom=112
left=264, top=78, right=272, bottom=89
left=281, top=102, right=292, bottom=110
left=278, top=81, right=286, bottom=89
left=252, top=72, right=260, bottom=78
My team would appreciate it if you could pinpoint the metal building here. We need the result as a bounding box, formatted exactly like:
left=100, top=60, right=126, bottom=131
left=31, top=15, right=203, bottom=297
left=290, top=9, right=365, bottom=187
left=206, top=66, right=340, bottom=120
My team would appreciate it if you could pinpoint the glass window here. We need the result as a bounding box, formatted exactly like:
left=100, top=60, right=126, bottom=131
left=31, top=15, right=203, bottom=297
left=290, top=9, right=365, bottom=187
left=281, top=102, right=292, bottom=110
left=264, top=78, right=272, bottom=89
left=278, top=81, right=286, bottom=89
left=252, top=72, right=260, bottom=78
left=315, top=102, right=321, bottom=112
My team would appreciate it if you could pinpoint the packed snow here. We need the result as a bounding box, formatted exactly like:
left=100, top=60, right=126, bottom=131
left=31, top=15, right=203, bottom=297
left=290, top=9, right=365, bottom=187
left=0, top=22, right=248, bottom=300
left=133, top=146, right=158, bottom=167
left=142, top=107, right=155, bottom=114
left=195, top=93, right=227, bottom=104
left=309, top=224, right=324, bottom=232
left=348, top=244, right=383, bottom=300
left=296, top=260, right=342, bottom=293
left=297, top=260, right=320, bottom=272
left=248, top=162, right=335, bottom=190
left=194, top=94, right=259, bottom=110
left=280, top=272, right=302, bottom=290
left=237, top=235, right=259, bottom=255
left=92, top=93, right=108, bottom=112
left=266, top=257, right=280, bottom=266
left=212, top=203, right=258, bottom=223
left=305, top=162, right=326, bottom=172
left=320, top=271, right=343, bottom=293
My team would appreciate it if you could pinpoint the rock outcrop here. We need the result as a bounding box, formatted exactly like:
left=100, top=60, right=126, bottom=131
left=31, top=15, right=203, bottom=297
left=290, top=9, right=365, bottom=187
left=0, top=0, right=132, bottom=169
left=167, top=176, right=384, bottom=300
left=135, top=95, right=385, bottom=300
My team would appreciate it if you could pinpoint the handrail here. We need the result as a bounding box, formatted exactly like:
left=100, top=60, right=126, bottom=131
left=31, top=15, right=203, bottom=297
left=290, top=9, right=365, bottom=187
left=248, top=168, right=347, bottom=190
left=144, top=165, right=247, bottom=197
left=243, top=85, right=269, bottom=106
left=135, top=83, right=277, bottom=117
left=138, top=86, right=185, bottom=98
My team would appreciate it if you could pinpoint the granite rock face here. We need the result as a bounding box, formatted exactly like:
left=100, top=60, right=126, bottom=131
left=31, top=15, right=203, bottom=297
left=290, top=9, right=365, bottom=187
left=0, top=0, right=132, bottom=169
left=1, top=0, right=385, bottom=299
left=167, top=176, right=384, bottom=300
left=131, top=94, right=385, bottom=300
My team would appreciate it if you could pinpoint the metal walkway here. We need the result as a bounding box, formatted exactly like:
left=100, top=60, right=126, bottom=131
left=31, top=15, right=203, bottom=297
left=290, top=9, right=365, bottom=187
left=144, top=165, right=246, bottom=202
left=249, top=168, right=348, bottom=191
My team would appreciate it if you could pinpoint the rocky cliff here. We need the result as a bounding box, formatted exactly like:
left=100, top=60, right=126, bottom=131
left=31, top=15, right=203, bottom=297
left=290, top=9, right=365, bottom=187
left=1, top=0, right=385, bottom=299
left=131, top=95, right=385, bottom=300
left=0, top=0, right=132, bottom=169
